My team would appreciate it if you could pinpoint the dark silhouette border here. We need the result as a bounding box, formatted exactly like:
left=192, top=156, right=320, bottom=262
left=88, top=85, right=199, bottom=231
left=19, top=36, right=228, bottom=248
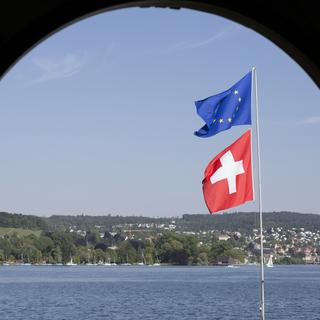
left=0, top=1, right=319, bottom=87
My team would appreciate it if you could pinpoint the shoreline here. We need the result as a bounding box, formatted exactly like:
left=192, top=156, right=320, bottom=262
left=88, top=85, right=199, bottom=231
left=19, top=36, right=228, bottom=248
left=1, top=262, right=318, bottom=267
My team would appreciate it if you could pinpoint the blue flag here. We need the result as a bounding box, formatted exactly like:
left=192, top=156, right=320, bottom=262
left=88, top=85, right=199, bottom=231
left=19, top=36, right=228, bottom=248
left=194, top=71, right=252, bottom=138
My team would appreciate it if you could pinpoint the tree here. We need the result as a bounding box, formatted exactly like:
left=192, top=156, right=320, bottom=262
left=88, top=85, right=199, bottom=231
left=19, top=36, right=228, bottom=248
left=35, top=236, right=54, bottom=258
left=223, top=249, right=246, bottom=263
left=50, top=246, right=61, bottom=263
left=95, top=243, right=107, bottom=251
left=117, top=241, right=137, bottom=264
left=94, top=249, right=106, bottom=263
left=51, top=232, right=75, bottom=263
left=8, top=233, right=23, bottom=260
left=85, top=229, right=101, bottom=245
left=76, top=246, right=90, bottom=264
left=0, top=238, right=11, bottom=261
left=210, top=240, right=234, bottom=262
left=155, top=232, right=199, bottom=265
left=0, top=249, right=5, bottom=262
left=22, top=245, right=42, bottom=263
left=170, top=248, right=189, bottom=265
left=197, top=252, right=209, bottom=265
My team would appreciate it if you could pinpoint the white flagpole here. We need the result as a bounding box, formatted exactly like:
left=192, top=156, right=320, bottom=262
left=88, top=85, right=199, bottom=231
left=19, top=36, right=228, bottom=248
left=252, top=67, right=265, bottom=320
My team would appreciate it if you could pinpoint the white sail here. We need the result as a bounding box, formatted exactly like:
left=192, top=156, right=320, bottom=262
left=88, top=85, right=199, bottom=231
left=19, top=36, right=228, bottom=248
left=266, top=255, right=273, bottom=268
left=66, top=257, right=77, bottom=266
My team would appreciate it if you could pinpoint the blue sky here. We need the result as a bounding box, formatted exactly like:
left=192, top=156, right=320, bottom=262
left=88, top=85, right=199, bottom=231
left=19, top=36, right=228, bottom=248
left=0, top=8, right=319, bottom=217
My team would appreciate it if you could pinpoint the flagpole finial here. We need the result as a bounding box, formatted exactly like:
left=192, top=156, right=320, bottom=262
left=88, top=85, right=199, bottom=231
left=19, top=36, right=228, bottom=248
left=252, top=66, right=256, bottom=71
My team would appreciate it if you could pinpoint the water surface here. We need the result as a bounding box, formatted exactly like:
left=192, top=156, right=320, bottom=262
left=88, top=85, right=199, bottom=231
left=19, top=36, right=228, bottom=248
left=0, top=265, right=319, bottom=319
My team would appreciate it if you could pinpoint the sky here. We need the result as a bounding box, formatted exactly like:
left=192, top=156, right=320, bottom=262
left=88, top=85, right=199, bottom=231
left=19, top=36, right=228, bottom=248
left=0, top=8, right=319, bottom=217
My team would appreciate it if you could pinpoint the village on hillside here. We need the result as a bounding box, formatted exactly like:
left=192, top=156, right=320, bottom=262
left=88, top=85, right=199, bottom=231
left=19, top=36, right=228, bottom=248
left=1, top=212, right=320, bottom=266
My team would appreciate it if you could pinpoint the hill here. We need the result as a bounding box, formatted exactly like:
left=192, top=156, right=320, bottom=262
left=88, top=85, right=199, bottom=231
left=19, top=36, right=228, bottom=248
left=180, top=211, right=320, bottom=232
left=46, top=214, right=171, bottom=231
left=0, top=211, right=319, bottom=233
left=0, top=212, right=47, bottom=230
left=0, top=227, right=41, bottom=237
left=45, top=211, right=320, bottom=233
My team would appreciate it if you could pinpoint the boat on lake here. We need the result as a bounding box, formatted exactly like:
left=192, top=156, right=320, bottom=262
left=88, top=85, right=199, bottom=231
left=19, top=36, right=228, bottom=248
left=66, top=257, right=77, bottom=266
left=266, top=255, right=273, bottom=268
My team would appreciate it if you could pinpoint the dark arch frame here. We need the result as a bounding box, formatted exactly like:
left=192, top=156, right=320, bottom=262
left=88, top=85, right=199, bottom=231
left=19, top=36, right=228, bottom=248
left=0, top=1, right=319, bottom=87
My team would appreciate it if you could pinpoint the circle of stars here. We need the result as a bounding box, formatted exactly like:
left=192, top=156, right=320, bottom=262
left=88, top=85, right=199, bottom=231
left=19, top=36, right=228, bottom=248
left=212, top=89, right=242, bottom=125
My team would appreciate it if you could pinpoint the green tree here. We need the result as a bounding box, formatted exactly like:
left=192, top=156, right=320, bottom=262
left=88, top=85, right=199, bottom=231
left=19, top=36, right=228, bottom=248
left=155, top=232, right=199, bottom=265
left=85, top=229, right=101, bottom=246
left=0, top=238, right=11, bottom=261
left=210, top=241, right=233, bottom=261
left=117, top=241, right=137, bottom=264
left=22, top=245, right=42, bottom=263
left=197, top=252, right=209, bottom=265
left=223, top=248, right=246, bottom=263
left=52, top=231, right=75, bottom=263
left=35, top=236, right=54, bottom=260
left=76, top=246, right=90, bottom=264
left=51, top=246, right=63, bottom=264
left=0, top=249, right=5, bottom=262
left=9, top=233, right=23, bottom=259
left=94, top=249, right=106, bottom=263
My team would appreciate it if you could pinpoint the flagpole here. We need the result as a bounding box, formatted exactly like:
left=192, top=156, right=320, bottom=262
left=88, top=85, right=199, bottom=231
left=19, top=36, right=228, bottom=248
left=252, top=67, right=265, bottom=320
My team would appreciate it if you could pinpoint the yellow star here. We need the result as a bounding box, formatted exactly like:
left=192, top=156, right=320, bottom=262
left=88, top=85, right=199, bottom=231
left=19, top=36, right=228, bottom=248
left=236, top=106, right=239, bottom=111
left=219, top=118, right=223, bottom=123
left=234, top=90, right=238, bottom=95
left=238, top=97, right=242, bottom=102
left=227, top=118, right=232, bottom=123
left=213, top=118, right=216, bottom=123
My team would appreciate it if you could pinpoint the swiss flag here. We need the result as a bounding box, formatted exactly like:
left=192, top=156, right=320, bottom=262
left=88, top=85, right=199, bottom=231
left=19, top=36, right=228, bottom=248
left=203, top=129, right=253, bottom=213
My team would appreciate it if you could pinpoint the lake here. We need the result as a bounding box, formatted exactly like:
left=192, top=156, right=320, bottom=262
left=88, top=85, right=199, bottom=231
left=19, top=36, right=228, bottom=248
left=0, top=265, right=319, bottom=319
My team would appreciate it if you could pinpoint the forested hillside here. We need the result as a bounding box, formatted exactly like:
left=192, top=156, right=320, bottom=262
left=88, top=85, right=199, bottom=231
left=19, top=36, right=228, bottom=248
left=181, top=212, right=320, bottom=232
left=1, top=211, right=320, bottom=233
left=46, top=214, right=172, bottom=231
left=1, top=211, right=320, bottom=265
left=0, top=212, right=47, bottom=230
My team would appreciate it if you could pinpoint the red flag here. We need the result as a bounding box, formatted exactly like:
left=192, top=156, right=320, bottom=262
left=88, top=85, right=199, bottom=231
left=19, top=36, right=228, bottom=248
left=203, top=129, right=253, bottom=213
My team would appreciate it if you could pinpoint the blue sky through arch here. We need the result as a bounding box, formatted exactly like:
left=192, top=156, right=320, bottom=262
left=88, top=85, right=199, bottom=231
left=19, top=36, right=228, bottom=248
left=0, top=8, right=319, bottom=216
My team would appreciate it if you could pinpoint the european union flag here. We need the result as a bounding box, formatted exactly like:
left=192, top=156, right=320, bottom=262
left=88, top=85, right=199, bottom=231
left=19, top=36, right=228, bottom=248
left=194, top=71, right=252, bottom=138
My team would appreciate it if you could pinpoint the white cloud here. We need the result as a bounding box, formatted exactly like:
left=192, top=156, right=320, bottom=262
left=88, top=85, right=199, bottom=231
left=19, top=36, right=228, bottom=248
left=138, top=25, right=239, bottom=57
left=31, top=52, right=87, bottom=83
left=173, top=26, right=238, bottom=50
left=299, top=117, right=320, bottom=125
left=270, top=116, right=320, bottom=126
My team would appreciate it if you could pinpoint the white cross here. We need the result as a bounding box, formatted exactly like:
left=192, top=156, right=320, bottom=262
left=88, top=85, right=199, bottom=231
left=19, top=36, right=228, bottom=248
left=210, top=150, right=245, bottom=194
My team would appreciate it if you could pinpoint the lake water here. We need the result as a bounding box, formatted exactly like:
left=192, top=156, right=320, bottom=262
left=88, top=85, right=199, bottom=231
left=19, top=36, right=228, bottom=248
left=0, top=265, right=319, bottom=319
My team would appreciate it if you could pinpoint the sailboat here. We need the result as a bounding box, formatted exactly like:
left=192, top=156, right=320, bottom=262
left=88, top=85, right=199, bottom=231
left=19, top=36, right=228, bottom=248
left=111, top=254, right=117, bottom=266
left=19, top=253, right=31, bottom=266
left=66, top=257, right=77, bottom=266
left=137, top=251, right=145, bottom=266
left=121, top=253, right=131, bottom=266
left=266, top=255, right=273, bottom=268
left=152, top=256, right=161, bottom=266
left=103, top=257, right=112, bottom=266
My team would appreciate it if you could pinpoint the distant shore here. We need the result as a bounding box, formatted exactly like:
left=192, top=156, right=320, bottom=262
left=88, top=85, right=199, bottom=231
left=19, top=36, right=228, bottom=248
left=1, top=262, right=318, bottom=267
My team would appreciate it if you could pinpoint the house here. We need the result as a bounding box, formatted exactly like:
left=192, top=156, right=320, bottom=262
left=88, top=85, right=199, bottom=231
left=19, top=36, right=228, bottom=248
left=218, top=235, right=230, bottom=241
left=303, top=255, right=317, bottom=264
